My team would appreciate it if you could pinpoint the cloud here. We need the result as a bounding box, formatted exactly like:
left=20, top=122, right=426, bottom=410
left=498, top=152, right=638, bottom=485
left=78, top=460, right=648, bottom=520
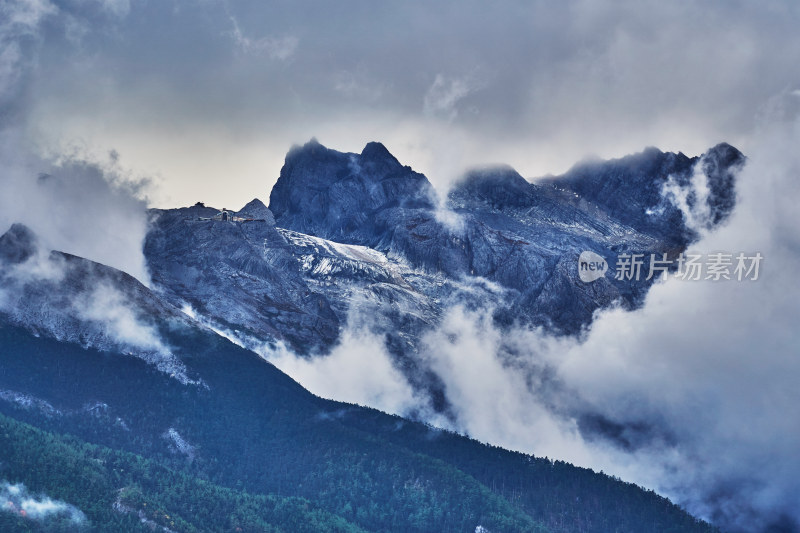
left=263, top=320, right=422, bottom=417
left=333, top=69, right=385, bottom=102
left=85, top=0, right=130, bottom=18
left=418, top=307, right=595, bottom=463
left=74, top=281, right=170, bottom=355
left=0, top=480, right=87, bottom=526
left=189, top=299, right=430, bottom=401
left=13, top=1, right=800, bottom=210
left=0, top=0, right=57, bottom=115
left=182, top=298, right=427, bottom=418
left=3, top=1, right=800, bottom=529
left=0, top=225, right=194, bottom=385
left=540, top=125, right=800, bottom=529
left=0, top=0, right=153, bottom=285
left=227, top=14, right=298, bottom=60
left=405, top=102, right=800, bottom=531
left=423, top=73, right=480, bottom=121
left=0, top=141, right=153, bottom=285
left=660, top=166, right=711, bottom=233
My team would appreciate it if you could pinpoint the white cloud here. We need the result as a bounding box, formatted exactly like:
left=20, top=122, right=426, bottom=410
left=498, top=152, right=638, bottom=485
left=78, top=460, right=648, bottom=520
left=266, top=323, right=420, bottom=417
left=0, top=225, right=192, bottom=384
left=2, top=1, right=800, bottom=528
left=661, top=159, right=714, bottom=234
left=333, top=69, right=385, bottom=102
left=0, top=139, right=153, bottom=285
left=418, top=307, right=596, bottom=464
left=0, top=0, right=57, bottom=30
left=543, top=123, right=800, bottom=526
left=179, top=301, right=421, bottom=414
left=0, top=480, right=87, bottom=526
left=15, top=1, right=800, bottom=210
left=423, top=73, right=480, bottom=121
left=406, top=102, right=800, bottom=531
left=228, top=15, right=298, bottom=60
left=0, top=0, right=57, bottom=107
left=88, top=0, right=130, bottom=18
left=74, top=282, right=169, bottom=355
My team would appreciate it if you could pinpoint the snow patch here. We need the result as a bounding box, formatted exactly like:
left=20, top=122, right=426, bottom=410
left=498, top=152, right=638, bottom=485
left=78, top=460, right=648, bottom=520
left=163, top=427, right=196, bottom=461
left=0, top=389, right=61, bottom=417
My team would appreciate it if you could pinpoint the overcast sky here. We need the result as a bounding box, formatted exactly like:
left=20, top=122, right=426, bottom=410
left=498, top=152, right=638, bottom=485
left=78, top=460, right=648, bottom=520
left=4, top=0, right=800, bottom=208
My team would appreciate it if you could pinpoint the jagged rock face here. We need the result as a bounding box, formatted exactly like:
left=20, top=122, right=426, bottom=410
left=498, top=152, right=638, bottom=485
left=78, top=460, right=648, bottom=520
left=141, top=141, right=743, bottom=400
left=443, top=173, right=660, bottom=330
left=144, top=200, right=505, bottom=409
left=0, top=144, right=750, bottom=533
left=269, top=140, right=436, bottom=246
left=266, top=140, right=743, bottom=334
left=539, top=143, right=744, bottom=242
left=0, top=215, right=721, bottom=533
left=540, top=147, right=696, bottom=243
left=144, top=201, right=341, bottom=355
left=701, top=142, right=744, bottom=226
left=0, top=139, right=746, bottom=414
left=238, top=198, right=276, bottom=223
left=448, top=165, right=538, bottom=209
left=0, top=224, right=38, bottom=264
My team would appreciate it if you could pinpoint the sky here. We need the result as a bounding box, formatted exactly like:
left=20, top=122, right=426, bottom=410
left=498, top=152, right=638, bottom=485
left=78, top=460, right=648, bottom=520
left=4, top=1, right=800, bottom=531
left=3, top=0, right=800, bottom=209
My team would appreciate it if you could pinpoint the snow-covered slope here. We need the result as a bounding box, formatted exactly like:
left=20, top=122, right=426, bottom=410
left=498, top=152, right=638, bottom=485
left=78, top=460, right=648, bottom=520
left=0, top=224, right=200, bottom=384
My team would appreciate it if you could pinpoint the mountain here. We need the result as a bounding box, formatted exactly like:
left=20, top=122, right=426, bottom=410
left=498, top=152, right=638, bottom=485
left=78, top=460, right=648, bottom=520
left=0, top=223, right=198, bottom=383
left=0, top=223, right=716, bottom=532
left=268, top=139, right=437, bottom=243
left=144, top=140, right=744, bottom=415
left=269, top=140, right=743, bottom=333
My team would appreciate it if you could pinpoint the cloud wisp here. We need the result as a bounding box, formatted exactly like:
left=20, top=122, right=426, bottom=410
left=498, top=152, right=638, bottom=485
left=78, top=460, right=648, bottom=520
left=0, top=146, right=154, bottom=285
left=423, top=73, right=483, bottom=122
left=227, top=14, right=298, bottom=61
left=0, top=480, right=87, bottom=526
left=1, top=0, right=155, bottom=285
left=0, top=224, right=195, bottom=385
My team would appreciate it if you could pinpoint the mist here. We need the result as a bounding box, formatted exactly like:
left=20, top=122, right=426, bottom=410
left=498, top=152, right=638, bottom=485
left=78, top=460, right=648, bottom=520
left=0, top=148, right=153, bottom=285
left=1, top=0, right=153, bottom=284
left=268, top=326, right=422, bottom=417
left=261, top=101, right=800, bottom=531
left=0, top=480, right=87, bottom=526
